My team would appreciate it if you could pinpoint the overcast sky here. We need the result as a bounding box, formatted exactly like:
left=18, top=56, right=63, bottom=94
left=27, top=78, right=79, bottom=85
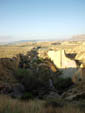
left=0, top=0, right=85, bottom=42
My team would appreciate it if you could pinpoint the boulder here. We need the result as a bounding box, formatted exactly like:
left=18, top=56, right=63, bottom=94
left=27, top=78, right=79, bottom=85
left=65, top=92, right=85, bottom=101
left=0, top=82, right=25, bottom=98
left=0, top=83, right=12, bottom=94
left=44, top=91, right=60, bottom=100
left=10, top=84, right=25, bottom=98
left=62, top=80, right=85, bottom=101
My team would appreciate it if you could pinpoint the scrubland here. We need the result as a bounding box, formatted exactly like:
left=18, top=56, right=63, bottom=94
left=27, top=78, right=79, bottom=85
left=0, top=40, right=85, bottom=113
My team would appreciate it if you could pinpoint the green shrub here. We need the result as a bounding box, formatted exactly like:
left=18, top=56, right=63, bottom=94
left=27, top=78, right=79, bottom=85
left=54, top=77, right=73, bottom=94
left=15, top=68, right=44, bottom=92
left=21, top=92, right=34, bottom=100
left=15, top=68, right=33, bottom=80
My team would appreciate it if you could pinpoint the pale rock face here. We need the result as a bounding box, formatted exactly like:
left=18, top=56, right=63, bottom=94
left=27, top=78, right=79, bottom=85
left=48, top=50, right=78, bottom=78
left=48, top=50, right=62, bottom=68
left=48, top=50, right=77, bottom=69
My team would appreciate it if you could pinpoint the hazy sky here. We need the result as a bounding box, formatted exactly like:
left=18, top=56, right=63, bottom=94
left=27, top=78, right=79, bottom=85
left=0, top=0, right=85, bottom=42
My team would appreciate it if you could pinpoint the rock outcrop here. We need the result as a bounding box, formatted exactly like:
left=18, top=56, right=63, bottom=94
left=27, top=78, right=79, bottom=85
left=48, top=50, right=78, bottom=78
left=48, top=50, right=77, bottom=69
left=62, top=80, right=85, bottom=101
left=72, top=64, right=85, bottom=83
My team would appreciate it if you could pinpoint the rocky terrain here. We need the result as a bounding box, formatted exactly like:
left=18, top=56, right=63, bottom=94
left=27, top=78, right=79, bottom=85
left=0, top=40, right=85, bottom=113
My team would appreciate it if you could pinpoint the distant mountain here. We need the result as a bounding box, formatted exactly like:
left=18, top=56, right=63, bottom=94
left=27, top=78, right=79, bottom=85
left=8, top=40, right=47, bottom=45
left=70, top=35, right=85, bottom=41
left=8, top=40, right=34, bottom=45
left=0, top=39, right=57, bottom=45
left=0, top=40, right=40, bottom=45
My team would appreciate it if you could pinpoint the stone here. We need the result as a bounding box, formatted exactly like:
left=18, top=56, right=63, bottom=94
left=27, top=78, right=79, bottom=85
left=10, top=84, right=25, bottom=98
left=65, top=92, right=85, bottom=101
left=45, top=91, right=60, bottom=100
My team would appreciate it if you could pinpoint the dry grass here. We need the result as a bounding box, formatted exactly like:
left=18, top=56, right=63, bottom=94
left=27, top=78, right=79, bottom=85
left=0, top=95, right=84, bottom=113
left=0, top=41, right=80, bottom=58
left=0, top=41, right=85, bottom=113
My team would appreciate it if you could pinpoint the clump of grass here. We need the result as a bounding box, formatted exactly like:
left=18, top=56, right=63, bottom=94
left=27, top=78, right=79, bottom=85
left=0, top=95, right=45, bottom=113
left=0, top=95, right=84, bottom=113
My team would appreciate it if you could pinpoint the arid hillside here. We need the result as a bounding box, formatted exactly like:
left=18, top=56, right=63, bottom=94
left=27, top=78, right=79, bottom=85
left=71, top=35, right=85, bottom=41
left=0, top=40, right=85, bottom=113
left=0, top=40, right=83, bottom=58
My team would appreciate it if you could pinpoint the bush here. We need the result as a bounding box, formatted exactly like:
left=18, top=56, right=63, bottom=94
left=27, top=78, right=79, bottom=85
left=15, top=68, right=44, bottom=92
left=54, top=77, right=73, bottom=94
left=15, top=68, right=33, bottom=80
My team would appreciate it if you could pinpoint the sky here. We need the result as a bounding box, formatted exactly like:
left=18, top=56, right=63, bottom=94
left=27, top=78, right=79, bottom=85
left=0, top=0, right=85, bottom=42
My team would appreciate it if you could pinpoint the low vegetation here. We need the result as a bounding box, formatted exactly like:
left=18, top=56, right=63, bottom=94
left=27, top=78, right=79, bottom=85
left=0, top=42, right=85, bottom=113
left=53, top=77, right=73, bottom=94
left=0, top=95, right=85, bottom=113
